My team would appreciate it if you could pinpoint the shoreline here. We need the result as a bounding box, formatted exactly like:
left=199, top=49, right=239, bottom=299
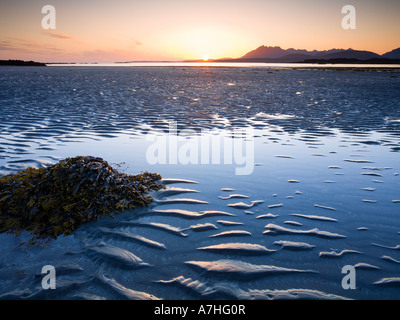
left=0, top=60, right=46, bottom=67
left=45, top=62, right=400, bottom=71
left=2, top=59, right=400, bottom=70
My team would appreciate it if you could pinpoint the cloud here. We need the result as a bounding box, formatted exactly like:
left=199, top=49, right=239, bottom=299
left=131, top=37, right=143, bottom=46
left=0, top=37, right=65, bottom=56
left=0, top=35, right=144, bottom=62
left=0, top=40, right=17, bottom=50
left=78, top=49, right=135, bottom=62
left=43, top=30, right=74, bottom=40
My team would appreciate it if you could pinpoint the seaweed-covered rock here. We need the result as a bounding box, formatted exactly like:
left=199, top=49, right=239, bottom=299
left=0, top=156, right=164, bottom=240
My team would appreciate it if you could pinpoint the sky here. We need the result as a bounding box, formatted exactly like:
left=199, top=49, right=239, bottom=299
left=0, top=0, right=399, bottom=62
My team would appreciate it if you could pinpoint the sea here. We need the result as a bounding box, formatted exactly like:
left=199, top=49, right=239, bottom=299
left=0, top=62, right=399, bottom=300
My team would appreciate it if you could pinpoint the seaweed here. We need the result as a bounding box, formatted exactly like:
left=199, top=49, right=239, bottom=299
left=0, top=156, right=164, bottom=241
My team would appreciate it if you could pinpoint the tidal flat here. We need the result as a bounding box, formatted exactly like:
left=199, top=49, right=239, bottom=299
left=0, top=65, right=399, bottom=300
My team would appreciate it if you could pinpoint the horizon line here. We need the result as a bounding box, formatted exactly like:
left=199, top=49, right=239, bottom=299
left=2, top=44, right=399, bottom=65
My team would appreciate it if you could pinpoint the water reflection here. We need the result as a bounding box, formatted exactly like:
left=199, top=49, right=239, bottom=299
left=0, top=66, right=400, bottom=300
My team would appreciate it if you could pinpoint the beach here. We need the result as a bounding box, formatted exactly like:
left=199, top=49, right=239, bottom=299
left=0, top=65, right=400, bottom=300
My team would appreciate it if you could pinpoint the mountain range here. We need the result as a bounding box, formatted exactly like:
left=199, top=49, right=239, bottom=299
left=216, top=46, right=400, bottom=64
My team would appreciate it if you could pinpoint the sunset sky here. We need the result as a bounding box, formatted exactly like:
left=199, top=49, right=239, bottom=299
left=0, top=0, right=399, bottom=62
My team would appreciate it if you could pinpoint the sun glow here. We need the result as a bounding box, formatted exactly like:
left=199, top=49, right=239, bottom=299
left=163, top=25, right=250, bottom=60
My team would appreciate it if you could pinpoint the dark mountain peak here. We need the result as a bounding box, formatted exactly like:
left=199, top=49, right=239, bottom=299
left=241, top=46, right=286, bottom=59
left=235, top=45, right=398, bottom=63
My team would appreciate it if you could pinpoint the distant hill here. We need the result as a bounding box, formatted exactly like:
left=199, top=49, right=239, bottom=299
left=303, top=58, right=400, bottom=65
left=382, top=48, right=400, bottom=59
left=240, top=46, right=346, bottom=60
left=0, top=60, right=46, bottom=66
left=322, top=49, right=380, bottom=60
left=217, top=46, right=400, bottom=64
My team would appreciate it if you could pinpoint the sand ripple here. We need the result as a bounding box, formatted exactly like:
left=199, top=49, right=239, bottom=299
left=264, top=224, right=346, bottom=239
left=197, top=243, right=276, bottom=255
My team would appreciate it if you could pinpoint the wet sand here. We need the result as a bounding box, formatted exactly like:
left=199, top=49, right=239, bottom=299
left=0, top=66, right=399, bottom=300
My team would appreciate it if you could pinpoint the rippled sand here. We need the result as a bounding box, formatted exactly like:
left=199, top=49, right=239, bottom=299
left=0, top=66, right=400, bottom=300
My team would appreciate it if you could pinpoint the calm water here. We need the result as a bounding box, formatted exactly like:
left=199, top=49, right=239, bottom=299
left=48, top=62, right=400, bottom=69
left=0, top=66, right=399, bottom=300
